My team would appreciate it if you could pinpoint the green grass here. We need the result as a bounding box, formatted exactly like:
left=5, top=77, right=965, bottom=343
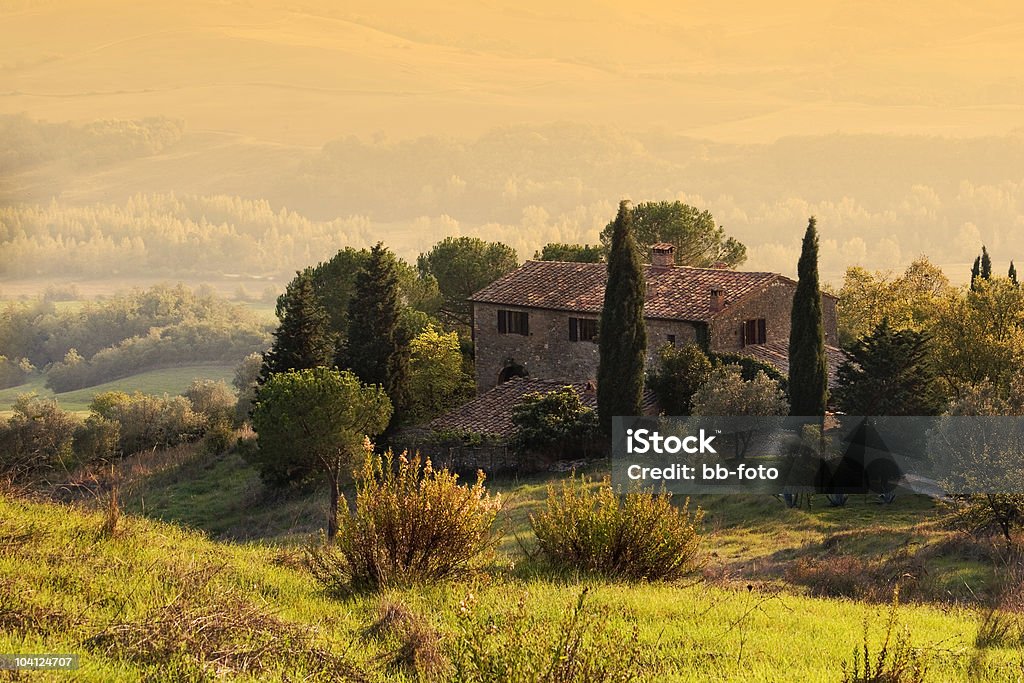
left=0, top=364, right=236, bottom=415
left=2, top=487, right=1022, bottom=682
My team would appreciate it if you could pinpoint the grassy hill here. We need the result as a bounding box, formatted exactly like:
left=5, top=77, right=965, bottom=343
left=0, top=364, right=236, bottom=415
left=5, top=438, right=1018, bottom=680
left=3, top=480, right=1020, bottom=682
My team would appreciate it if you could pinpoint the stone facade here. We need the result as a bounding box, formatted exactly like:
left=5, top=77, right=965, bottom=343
left=472, top=278, right=838, bottom=392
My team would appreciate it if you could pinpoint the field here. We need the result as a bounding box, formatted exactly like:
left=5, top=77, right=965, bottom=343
left=0, top=364, right=237, bottom=416
left=4, top=439, right=1023, bottom=681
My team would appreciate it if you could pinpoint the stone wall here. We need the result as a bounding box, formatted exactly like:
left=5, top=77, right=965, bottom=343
left=473, top=281, right=839, bottom=391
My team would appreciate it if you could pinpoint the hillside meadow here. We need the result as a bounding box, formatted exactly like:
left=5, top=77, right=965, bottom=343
left=3, top=439, right=1024, bottom=681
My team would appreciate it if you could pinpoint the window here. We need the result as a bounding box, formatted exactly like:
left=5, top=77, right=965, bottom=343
left=497, top=309, right=529, bottom=335
left=667, top=334, right=677, bottom=347
left=742, top=319, right=767, bottom=346
left=569, top=317, right=598, bottom=342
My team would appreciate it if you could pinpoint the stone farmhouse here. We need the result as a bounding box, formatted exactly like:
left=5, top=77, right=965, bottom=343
left=466, top=244, right=841, bottom=393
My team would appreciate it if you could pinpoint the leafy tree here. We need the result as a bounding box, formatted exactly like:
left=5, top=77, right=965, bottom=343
left=417, top=236, right=519, bottom=328
left=250, top=367, right=391, bottom=538
left=648, top=343, right=712, bottom=415
left=930, top=377, right=1024, bottom=545
left=288, top=247, right=441, bottom=351
left=837, top=257, right=950, bottom=345
left=599, top=201, right=746, bottom=268
left=691, top=365, right=788, bottom=417
left=834, top=320, right=945, bottom=416
left=788, top=217, right=828, bottom=416
left=347, top=243, right=411, bottom=425
left=407, top=324, right=474, bottom=423
left=534, top=243, right=603, bottom=263
left=511, top=388, right=600, bottom=461
left=931, top=277, right=1024, bottom=391
left=232, top=352, right=263, bottom=423
left=597, top=201, right=647, bottom=436
left=259, top=271, right=335, bottom=383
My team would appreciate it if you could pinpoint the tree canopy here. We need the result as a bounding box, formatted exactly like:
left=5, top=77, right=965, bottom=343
left=834, top=319, right=944, bottom=416
left=250, top=367, right=392, bottom=538
left=417, top=236, right=519, bottom=329
left=534, top=243, right=603, bottom=263
left=599, top=201, right=746, bottom=268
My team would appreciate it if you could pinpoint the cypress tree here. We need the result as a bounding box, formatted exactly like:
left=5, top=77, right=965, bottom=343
left=597, top=200, right=647, bottom=435
left=1010, top=260, right=1018, bottom=285
left=971, top=255, right=981, bottom=290
left=981, top=246, right=993, bottom=281
left=347, top=243, right=410, bottom=423
left=788, top=217, right=828, bottom=416
left=259, top=271, right=334, bottom=383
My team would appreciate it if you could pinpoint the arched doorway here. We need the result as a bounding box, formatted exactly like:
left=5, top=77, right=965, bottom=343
left=497, top=361, right=528, bottom=384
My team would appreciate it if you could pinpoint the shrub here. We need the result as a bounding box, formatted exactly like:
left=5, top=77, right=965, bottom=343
left=510, top=388, right=600, bottom=461
left=91, top=391, right=206, bottom=455
left=73, top=414, right=121, bottom=464
left=530, top=474, right=703, bottom=580
left=306, top=451, right=500, bottom=593
left=0, top=394, right=77, bottom=481
left=648, top=343, right=711, bottom=415
left=182, top=379, right=236, bottom=427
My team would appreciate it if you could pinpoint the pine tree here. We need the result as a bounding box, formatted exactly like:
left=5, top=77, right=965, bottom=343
left=346, top=243, right=411, bottom=424
left=981, top=246, right=993, bottom=281
left=597, top=200, right=647, bottom=435
left=259, top=271, right=334, bottom=383
left=834, top=319, right=944, bottom=416
left=1010, top=260, right=1018, bottom=285
left=971, top=255, right=981, bottom=291
left=788, top=217, right=828, bottom=416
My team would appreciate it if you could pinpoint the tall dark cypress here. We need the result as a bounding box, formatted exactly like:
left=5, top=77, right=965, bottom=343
left=981, top=246, right=993, bottom=281
left=597, top=200, right=647, bottom=435
left=1010, top=260, right=1018, bottom=285
left=971, top=256, right=981, bottom=290
left=347, top=243, right=410, bottom=423
left=788, top=217, right=828, bottom=416
left=259, top=271, right=335, bottom=384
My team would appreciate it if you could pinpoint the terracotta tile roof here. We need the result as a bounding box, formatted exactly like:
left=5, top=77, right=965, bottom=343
left=468, top=260, right=787, bottom=321
left=735, top=341, right=848, bottom=386
left=429, top=377, right=657, bottom=438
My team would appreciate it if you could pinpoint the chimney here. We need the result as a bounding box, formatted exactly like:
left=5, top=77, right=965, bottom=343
left=651, top=243, right=675, bottom=267
left=709, top=288, right=726, bottom=313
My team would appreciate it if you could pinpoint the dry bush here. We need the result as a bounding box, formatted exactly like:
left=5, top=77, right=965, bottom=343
left=530, top=474, right=704, bottom=581
left=362, top=599, right=446, bottom=677
left=842, top=587, right=930, bottom=683
left=85, top=564, right=369, bottom=682
left=307, top=451, right=501, bottom=593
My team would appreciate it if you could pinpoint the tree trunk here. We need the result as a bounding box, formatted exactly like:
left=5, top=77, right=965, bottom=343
left=327, top=474, right=340, bottom=540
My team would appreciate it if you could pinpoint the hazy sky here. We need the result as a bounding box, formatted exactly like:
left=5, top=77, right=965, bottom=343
left=4, top=0, right=1024, bottom=144
left=3, top=0, right=1024, bottom=286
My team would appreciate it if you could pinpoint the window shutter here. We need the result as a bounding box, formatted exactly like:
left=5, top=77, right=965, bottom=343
left=521, top=313, right=529, bottom=336
left=569, top=317, right=578, bottom=341
left=497, top=310, right=507, bottom=333
left=758, top=319, right=767, bottom=344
